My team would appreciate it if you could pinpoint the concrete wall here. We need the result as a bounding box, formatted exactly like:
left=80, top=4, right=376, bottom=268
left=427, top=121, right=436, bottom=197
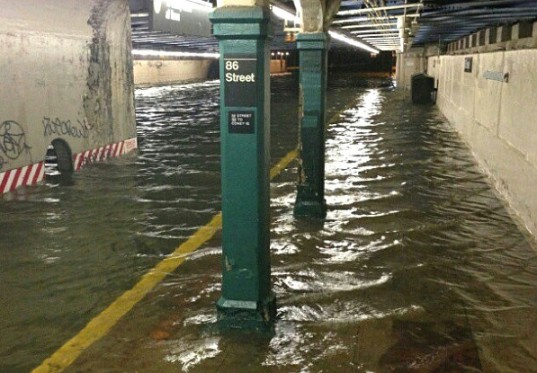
left=427, top=48, right=537, bottom=236
left=395, top=46, right=440, bottom=89
left=446, top=22, right=537, bottom=55
left=133, top=59, right=215, bottom=85
left=270, top=59, right=287, bottom=74
left=395, top=48, right=426, bottom=89
left=0, top=0, right=136, bottom=189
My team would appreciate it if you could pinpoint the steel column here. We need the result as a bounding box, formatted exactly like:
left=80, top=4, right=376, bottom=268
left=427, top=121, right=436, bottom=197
left=294, top=32, right=329, bottom=219
left=210, top=6, right=276, bottom=329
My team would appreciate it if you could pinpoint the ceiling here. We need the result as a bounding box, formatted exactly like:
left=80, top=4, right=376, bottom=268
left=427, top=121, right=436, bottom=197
left=130, top=1, right=297, bottom=54
left=130, top=0, right=537, bottom=54
left=333, top=0, right=537, bottom=51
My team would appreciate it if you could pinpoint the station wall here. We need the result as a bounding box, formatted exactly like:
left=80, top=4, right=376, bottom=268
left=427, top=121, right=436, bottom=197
left=133, top=58, right=291, bottom=86
left=395, top=48, right=426, bottom=89
left=133, top=59, right=216, bottom=85
left=0, top=0, right=136, bottom=193
left=427, top=47, right=537, bottom=237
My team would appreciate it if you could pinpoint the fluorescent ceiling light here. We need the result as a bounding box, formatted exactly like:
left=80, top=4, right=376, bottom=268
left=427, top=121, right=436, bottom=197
left=358, top=32, right=399, bottom=36
left=350, top=29, right=398, bottom=34
left=270, top=4, right=378, bottom=54
left=270, top=5, right=300, bottom=22
left=131, top=12, right=150, bottom=18
left=342, top=22, right=396, bottom=29
left=329, top=30, right=379, bottom=54
left=333, top=13, right=419, bottom=24
left=132, top=49, right=220, bottom=59
left=161, top=0, right=213, bottom=13
left=337, top=3, right=423, bottom=16
left=332, top=17, right=371, bottom=24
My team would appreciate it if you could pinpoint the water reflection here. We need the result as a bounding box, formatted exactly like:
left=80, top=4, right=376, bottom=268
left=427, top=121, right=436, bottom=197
left=2, top=75, right=537, bottom=372
left=134, top=77, right=537, bottom=372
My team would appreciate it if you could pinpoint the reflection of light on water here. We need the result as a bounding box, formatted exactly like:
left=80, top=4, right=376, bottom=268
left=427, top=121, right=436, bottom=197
left=279, top=303, right=424, bottom=323
left=182, top=312, right=217, bottom=327
left=263, top=323, right=310, bottom=368
left=272, top=240, right=300, bottom=255
left=325, top=88, right=390, bottom=209
left=318, top=237, right=401, bottom=263
left=339, top=88, right=381, bottom=122
left=38, top=252, right=62, bottom=265
left=43, top=197, right=60, bottom=203
left=187, top=282, right=220, bottom=304
left=361, top=88, right=381, bottom=116
left=262, top=305, right=424, bottom=369
left=163, top=337, right=221, bottom=371
left=274, top=269, right=392, bottom=293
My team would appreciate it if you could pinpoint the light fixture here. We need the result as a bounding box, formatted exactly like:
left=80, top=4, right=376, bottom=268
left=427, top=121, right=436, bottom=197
left=342, top=22, right=396, bottom=29
left=132, top=49, right=220, bottom=59
left=328, top=31, right=379, bottom=54
left=270, top=5, right=299, bottom=22
left=337, top=3, right=423, bottom=17
left=162, top=0, right=213, bottom=13
left=270, top=4, right=379, bottom=54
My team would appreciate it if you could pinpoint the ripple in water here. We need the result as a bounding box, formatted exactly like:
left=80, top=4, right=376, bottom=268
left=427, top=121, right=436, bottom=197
left=133, top=76, right=537, bottom=372
left=3, top=75, right=537, bottom=372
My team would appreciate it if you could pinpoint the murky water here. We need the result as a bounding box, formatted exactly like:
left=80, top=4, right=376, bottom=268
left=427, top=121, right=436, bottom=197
left=2, top=74, right=537, bottom=372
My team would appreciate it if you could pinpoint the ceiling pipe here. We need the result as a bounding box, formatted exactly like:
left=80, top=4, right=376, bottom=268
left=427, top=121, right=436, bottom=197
left=337, top=3, right=423, bottom=16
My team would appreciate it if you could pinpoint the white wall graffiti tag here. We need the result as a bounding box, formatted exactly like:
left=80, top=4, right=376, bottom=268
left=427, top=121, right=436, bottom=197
left=43, top=117, right=94, bottom=139
left=0, top=120, right=31, bottom=163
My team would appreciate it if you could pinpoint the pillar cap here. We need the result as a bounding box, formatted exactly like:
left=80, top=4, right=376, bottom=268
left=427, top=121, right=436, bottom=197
left=296, top=32, right=329, bottom=50
left=210, top=6, right=271, bottom=39
left=210, top=6, right=269, bottom=22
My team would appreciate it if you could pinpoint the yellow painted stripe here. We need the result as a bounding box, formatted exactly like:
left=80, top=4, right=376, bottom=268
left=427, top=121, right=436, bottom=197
left=32, top=104, right=349, bottom=373
left=32, top=213, right=223, bottom=373
left=270, top=149, right=298, bottom=180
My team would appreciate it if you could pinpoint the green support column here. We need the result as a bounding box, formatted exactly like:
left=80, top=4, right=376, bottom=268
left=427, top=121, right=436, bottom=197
left=294, top=32, right=329, bottom=218
left=210, top=7, right=276, bottom=329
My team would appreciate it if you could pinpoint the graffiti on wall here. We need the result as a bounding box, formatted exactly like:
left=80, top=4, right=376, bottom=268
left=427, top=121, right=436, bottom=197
left=0, top=120, right=32, bottom=171
left=43, top=117, right=94, bottom=139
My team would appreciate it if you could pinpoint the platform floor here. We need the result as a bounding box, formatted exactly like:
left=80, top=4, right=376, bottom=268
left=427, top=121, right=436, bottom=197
left=2, top=75, right=537, bottom=372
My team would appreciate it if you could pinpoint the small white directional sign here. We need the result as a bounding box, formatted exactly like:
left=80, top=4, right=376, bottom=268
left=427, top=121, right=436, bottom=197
left=224, top=55, right=257, bottom=107
left=228, top=111, right=254, bottom=134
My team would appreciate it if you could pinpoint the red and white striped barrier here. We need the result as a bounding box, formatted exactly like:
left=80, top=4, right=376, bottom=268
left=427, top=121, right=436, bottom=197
left=1, top=137, right=137, bottom=195
left=73, top=138, right=137, bottom=171
left=0, top=162, right=45, bottom=194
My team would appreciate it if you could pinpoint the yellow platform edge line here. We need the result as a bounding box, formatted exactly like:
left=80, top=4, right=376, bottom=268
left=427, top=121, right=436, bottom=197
left=32, top=148, right=299, bottom=373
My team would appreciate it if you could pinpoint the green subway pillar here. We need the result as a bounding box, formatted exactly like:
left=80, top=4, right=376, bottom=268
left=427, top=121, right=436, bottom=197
left=294, top=32, right=329, bottom=218
left=210, top=7, right=276, bottom=329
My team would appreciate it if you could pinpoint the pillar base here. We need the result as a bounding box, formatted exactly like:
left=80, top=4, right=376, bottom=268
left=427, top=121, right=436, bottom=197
left=217, top=294, right=277, bottom=330
left=293, top=198, right=327, bottom=218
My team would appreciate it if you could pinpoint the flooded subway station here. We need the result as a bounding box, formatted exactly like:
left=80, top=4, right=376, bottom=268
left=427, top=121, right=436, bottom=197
left=2, top=1, right=537, bottom=373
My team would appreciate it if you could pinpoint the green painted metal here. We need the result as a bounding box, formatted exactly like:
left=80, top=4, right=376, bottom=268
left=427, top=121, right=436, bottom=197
left=210, top=7, right=276, bottom=329
left=294, top=32, right=329, bottom=219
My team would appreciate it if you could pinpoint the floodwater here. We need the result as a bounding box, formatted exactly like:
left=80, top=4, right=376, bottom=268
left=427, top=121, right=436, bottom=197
left=1, top=74, right=537, bottom=372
